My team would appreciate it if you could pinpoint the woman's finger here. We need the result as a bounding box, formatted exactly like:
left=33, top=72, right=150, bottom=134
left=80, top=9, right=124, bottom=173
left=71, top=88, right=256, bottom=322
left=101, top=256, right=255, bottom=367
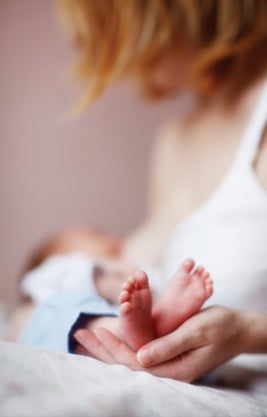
left=74, top=329, right=116, bottom=364
left=137, top=319, right=202, bottom=367
left=94, top=327, right=142, bottom=370
left=163, top=343, right=226, bottom=382
left=74, top=344, right=90, bottom=356
left=84, top=328, right=190, bottom=378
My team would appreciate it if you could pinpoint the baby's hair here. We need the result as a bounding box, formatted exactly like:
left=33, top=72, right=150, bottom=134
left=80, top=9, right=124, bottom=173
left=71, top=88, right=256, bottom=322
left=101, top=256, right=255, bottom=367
left=58, top=0, right=267, bottom=107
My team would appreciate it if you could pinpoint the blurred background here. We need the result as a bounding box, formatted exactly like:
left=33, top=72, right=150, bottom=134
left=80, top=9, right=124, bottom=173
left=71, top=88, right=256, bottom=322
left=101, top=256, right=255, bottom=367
left=0, top=0, right=179, bottom=306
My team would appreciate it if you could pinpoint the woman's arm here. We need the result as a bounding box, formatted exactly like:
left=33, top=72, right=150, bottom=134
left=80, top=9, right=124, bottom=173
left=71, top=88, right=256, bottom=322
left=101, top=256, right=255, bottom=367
left=73, top=306, right=267, bottom=382
left=244, top=309, right=267, bottom=353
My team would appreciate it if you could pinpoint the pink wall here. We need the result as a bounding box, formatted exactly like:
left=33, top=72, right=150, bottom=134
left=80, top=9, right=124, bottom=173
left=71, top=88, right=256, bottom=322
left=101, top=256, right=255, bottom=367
left=0, top=0, right=178, bottom=305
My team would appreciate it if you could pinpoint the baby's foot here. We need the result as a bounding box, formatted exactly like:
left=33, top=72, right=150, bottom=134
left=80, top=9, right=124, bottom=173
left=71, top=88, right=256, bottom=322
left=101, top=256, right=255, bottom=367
left=153, top=259, right=213, bottom=337
left=118, top=270, right=154, bottom=351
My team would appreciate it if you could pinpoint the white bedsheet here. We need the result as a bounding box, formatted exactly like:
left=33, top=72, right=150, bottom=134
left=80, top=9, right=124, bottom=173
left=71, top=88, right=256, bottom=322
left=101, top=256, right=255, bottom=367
left=1, top=341, right=267, bottom=417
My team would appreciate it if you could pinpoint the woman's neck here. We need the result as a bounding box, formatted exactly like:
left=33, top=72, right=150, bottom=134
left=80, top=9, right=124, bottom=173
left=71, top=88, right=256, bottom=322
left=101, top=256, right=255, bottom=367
left=202, top=73, right=267, bottom=115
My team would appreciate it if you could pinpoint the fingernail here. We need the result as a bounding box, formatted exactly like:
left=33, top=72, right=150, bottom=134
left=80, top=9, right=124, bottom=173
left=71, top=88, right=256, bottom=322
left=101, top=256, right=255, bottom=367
left=137, top=348, right=152, bottom=366
left=74, top=330, right=85, bottom=341
left=93, top=328, right=100, bottom=339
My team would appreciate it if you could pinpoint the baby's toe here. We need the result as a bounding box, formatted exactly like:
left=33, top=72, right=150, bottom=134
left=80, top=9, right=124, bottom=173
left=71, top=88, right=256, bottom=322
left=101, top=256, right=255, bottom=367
left=134, top=270, right=149, bottom=289
left=118, top=289, right=130, bottom=304
left=180, top=258, right=195, bottom=273
left=122, top=281, right=132, bottom=292
left=194, top=266, right=204, bottom=277
left=119, top=301, right=131, bottom=315
left=206, top=283, right=213, bottom=297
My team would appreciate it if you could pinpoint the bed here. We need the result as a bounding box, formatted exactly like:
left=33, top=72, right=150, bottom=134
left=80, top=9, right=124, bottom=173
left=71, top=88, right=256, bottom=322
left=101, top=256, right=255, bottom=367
left=1, top=339, right=267, bottom=417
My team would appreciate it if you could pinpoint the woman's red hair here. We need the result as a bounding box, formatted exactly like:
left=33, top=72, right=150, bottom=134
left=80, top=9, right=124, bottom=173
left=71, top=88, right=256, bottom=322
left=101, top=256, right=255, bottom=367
left=57, top=0, right=267, bottom=107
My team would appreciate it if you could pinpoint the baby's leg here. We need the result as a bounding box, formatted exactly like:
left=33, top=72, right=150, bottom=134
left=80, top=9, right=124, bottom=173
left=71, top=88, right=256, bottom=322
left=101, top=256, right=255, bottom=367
left=86, top=270, right=154, bottom=352
left=118, top=270, right=154, bottom=351
left=153, top=259, right=213, bottom=336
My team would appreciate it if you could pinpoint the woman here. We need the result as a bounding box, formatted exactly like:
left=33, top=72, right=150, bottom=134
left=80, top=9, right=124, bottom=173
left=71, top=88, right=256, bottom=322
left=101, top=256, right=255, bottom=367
left=55, top=0, right=267, bottom=382
left=19, top=0, right=267, bottom=382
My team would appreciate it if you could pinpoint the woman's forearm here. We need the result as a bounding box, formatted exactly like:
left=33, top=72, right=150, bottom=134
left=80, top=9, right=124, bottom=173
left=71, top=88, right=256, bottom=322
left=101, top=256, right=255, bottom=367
left=243, top=310, right=267, bottom=353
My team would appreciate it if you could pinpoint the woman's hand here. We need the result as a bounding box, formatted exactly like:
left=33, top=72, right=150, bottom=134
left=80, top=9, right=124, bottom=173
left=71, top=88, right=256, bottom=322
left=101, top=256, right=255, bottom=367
left=136, top=306, right=249, bottom=380
left=74, top=326, right=189, bottom=379
left=74, top=306, right=250, bottom=382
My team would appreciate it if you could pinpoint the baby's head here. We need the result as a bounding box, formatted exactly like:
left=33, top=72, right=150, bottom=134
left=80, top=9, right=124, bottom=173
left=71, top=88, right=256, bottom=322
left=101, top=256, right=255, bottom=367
left=19, top=226, right=123, bottom=304
left=25, top=226, right=123, bottom=273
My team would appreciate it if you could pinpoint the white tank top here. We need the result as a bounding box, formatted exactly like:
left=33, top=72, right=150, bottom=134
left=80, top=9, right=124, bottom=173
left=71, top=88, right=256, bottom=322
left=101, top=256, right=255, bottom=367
left=164, top=81, right=267, bottom=310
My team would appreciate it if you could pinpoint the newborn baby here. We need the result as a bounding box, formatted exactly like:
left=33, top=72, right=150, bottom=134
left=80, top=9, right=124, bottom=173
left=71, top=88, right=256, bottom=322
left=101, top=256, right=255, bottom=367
left=11, top=226, right=213, bottom=353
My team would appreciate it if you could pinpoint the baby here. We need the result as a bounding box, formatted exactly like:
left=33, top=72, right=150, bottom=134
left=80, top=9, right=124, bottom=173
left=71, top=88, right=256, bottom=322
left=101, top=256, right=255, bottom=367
left=21, top=226, right=135, bottom=305
left=16, top=226, right=213, bottom=352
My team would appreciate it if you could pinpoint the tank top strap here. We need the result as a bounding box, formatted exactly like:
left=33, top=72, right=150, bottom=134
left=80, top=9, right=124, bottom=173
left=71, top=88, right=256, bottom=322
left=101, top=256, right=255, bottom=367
left=235, top=79, right=267, bottom=166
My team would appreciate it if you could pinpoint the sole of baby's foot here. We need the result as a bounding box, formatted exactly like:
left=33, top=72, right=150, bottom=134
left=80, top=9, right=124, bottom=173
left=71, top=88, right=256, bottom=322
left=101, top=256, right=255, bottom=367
left=153, top=259, right=213, bottom=337
left=118, top=270, right=154, bottom=351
